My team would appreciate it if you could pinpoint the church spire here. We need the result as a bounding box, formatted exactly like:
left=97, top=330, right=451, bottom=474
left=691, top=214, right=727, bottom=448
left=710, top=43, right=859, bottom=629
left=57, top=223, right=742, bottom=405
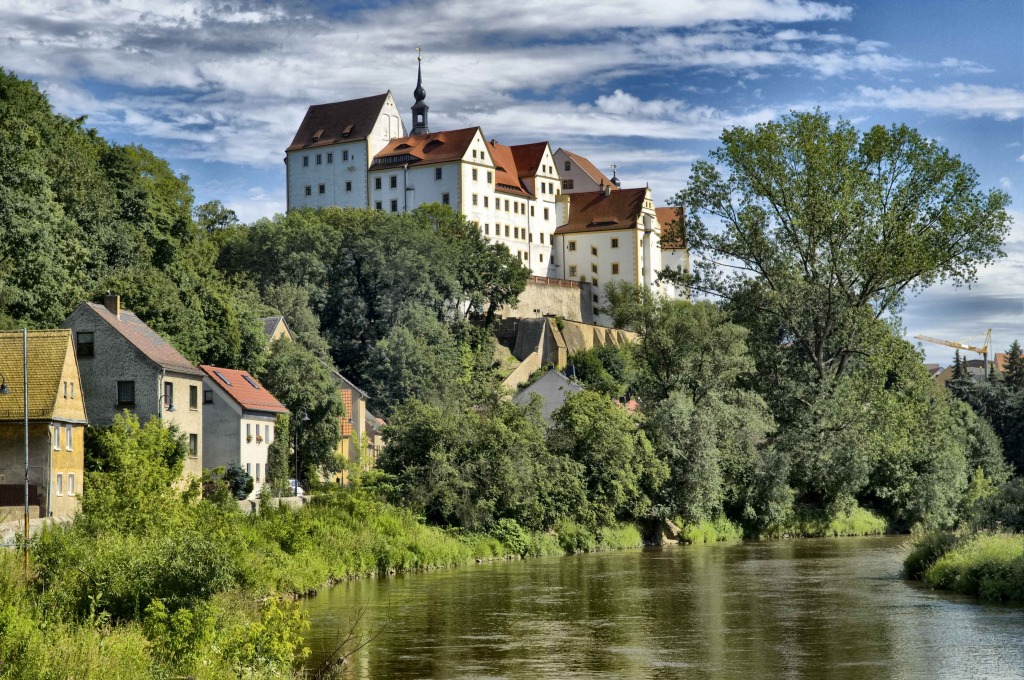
left=411, top=47, right=430, bottom=135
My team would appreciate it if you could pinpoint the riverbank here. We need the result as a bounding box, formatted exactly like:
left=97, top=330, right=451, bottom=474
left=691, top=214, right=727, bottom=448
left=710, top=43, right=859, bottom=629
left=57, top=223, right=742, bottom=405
left=904, top=531, right=1024, bottom=601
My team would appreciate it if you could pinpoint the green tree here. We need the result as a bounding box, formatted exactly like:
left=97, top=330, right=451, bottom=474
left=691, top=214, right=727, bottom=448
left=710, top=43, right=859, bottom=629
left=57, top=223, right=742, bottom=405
left=1003, top=340, right=1024, bottom=390
left=547, top=391, right=668, bottom=527
left=260, top=339, right=343, bottom=482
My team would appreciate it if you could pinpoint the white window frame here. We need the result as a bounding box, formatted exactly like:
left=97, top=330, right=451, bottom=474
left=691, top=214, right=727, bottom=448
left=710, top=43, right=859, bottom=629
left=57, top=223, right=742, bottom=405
left=65, top=424, right=72, bottom=451
left=68, top=473, right=75, bottom=496
left=56, top=473, right=63, bottom=497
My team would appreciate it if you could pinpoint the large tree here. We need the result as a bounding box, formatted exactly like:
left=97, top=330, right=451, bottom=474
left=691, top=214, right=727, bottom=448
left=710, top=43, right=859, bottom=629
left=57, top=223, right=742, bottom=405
left=675, top=110, right=1011, bottom=386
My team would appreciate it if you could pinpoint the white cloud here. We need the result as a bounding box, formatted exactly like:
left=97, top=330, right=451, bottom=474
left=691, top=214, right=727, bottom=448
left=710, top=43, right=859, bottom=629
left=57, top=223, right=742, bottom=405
left=850, top=84, right=1024, bottom=120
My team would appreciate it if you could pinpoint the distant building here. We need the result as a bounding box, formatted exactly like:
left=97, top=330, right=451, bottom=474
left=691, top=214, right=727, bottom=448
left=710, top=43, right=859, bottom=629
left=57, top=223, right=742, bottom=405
left=261, top=316, right=294, bottom=343
left=61, top=294, right=205, bottom=479
left=199, top=365, right=288, bottom=499
left=513, top=368, right=585, bottom=425
left=0, top=329, right=87, bottom=519
left=283, top=59, right=686, bottom=306
left=656, top=206, right=689, bottom=300
left=324, top=366, right=371, bottom=484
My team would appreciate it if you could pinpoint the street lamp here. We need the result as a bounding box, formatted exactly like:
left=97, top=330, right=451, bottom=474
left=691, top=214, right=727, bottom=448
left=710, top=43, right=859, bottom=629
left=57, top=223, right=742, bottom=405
left=293, top=411, right=310, bottom=496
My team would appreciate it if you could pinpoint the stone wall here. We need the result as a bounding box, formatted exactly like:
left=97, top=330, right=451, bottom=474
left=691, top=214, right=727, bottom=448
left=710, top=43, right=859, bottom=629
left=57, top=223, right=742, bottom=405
left=500, top=277, right=594, bottom=324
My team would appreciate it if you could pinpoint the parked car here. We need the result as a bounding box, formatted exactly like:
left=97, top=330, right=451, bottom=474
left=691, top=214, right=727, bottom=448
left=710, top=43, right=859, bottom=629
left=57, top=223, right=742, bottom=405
left=288, top=479, right=304, bottom=496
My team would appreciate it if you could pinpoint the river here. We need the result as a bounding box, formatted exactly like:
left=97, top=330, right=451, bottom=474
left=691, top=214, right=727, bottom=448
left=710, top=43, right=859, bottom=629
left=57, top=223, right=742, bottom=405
left=301, top=536, right=1024, bottom=679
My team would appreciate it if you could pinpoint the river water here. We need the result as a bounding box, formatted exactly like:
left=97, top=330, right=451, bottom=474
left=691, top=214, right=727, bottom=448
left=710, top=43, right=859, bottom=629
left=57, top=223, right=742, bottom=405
left=302, top=536, right=1024, bottom=679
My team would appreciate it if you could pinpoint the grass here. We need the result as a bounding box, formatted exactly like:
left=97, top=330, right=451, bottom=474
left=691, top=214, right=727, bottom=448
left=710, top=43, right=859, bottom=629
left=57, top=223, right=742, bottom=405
left=905, top=531, right=1024, bottom=601
left=760, top=506, right=888, bottom=539
left=676, top=517, right=743, bottom=544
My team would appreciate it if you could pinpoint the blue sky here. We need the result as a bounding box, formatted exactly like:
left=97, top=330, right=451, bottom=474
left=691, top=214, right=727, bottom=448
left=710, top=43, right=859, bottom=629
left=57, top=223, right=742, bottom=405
left=1, top=0, right=1022, bottom=363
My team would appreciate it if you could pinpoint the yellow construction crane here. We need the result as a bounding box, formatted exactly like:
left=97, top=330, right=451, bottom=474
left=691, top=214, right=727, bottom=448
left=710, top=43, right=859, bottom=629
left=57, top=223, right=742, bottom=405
left=914, top=329, right=992, bottom=376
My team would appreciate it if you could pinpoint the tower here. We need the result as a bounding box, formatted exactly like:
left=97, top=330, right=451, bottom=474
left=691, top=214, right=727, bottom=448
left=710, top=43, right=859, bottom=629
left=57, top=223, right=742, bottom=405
left=411, top=47, right=429, bottom=136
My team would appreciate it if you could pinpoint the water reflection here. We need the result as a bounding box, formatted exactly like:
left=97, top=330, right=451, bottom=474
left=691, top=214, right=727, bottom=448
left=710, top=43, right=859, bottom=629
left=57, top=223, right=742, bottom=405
left=302, top=537, right=1024, bottom=679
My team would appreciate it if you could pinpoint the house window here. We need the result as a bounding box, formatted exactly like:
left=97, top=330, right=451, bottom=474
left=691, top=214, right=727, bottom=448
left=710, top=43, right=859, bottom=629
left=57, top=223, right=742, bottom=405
left=540, top=233, right=545, bottom=244
left=531, top=206, right=535, bottom=217
left=247, top=423, right=251, bottom=440
left=304, top=186, right=312, bottom=196
left=593, top=294, right=599, bottom=303
left=487, top=171, right=492, bottom=183
left=484, top=224, right=489, bottom=235
left=68, top=473, right=75, bottom=496
left=65, top=424, right=72, bottom=451
left=562, top=179, right=574, bottom=190
left=592, top=264, right=598, bottom=274
left=63, top=381, right=68, bottom=399
left=189, top=434, right=198, bottom=457
left=612, top=263, right=620, bottom=275
left=564, top=160, right=571, bottom=171
left=117, top=381, right=135, bottom=406
left=472, top=194, right=478, bottom=206
left=541, top=183, right=546, bottom=194
left=435, top=167, right=442, bottom=180
left=256, top=463, right=261, bottom=481
left=316, top=154, right=322, bottom=165
left=343, top=150, right=349, bottom=161
left=390, top=175, right=398, bottom=188
left=611, top=238, right=619, bottom=248
left=472, top=168, right=478, bottom=181
left=70, top=383, right=74, bottom=399
left=52, top=424, right=61, bottom=450
left=268, top=425, right=273, bottom=443
left=203, top=389, right=213, bottom=404
left=246, top=463, right=252, bottom=476
left=318, top=184, right=326, bottom=194
left=569, top=265, right=578, bottom=277
left=374, top=177, right=382, bottom=190
left=504, top=225, right=510, bottom=237
left=568, top=241, right=577, bottom=251
left=257, top=424, right=262, bottom=439
left=484, top=196, right=489, bottom=208
left=442, top=193, right=450, bottom=205
left=513, top=203, right=518, bottom=215
left=505, top=200, right=510, bottom=211
left=592, top=277, right=599, bottom=286
left=164, top=382, right=174, bottom=410
left=591, top=246, right=598, bottom=256
left=345, top=181, right=352, bottom=192
left=544, top=208, right=549, bottom=220
left=391, top=199, right=399, bottom=212
left=75, top=329, right=93, bottom=356
left=190, top=385, right=198, bottom=410
left=56, top=474, right=63, bottom=497
left=303, top=156, right=309, bottom=167
left=375, top=201, right=383, bottom=210
left=529, top=233, right=533, bottom=242
left=327, top=152, right=333, bottom=163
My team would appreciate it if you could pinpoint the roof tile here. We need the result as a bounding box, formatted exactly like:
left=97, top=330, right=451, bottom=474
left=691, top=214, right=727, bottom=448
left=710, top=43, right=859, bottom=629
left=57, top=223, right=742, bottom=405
left=83, top=303, right=203, bottom=376
left=287, top=93, right=390, bottom=152
left=554, top=188, right=649, bottom=235
left=200, top=365, right=288, bottom=414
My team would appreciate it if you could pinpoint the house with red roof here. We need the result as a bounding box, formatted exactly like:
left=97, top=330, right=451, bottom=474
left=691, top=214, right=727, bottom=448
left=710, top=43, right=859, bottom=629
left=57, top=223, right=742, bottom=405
left=61, top=294, right=206, bottom=479
left=199, top=365, right=288, bottom=498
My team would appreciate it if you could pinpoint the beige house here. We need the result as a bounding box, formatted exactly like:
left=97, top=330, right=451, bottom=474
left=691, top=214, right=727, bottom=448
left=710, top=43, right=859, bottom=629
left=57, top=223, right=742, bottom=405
left=61, top=295, right=205, bottom=479
left=261, top=316, right=294, bottom=343
left=0, top=330, right=87, bottom=519
left=326, top=367, right=371, bottom=484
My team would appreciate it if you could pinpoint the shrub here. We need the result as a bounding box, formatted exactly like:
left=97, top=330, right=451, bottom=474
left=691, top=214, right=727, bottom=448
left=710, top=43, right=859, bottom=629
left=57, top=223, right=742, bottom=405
left=677, top=516, right=743, bottom=544
left=923, top=532, right=1024, bottom=601
left=489, top=518, right=530, bottom=557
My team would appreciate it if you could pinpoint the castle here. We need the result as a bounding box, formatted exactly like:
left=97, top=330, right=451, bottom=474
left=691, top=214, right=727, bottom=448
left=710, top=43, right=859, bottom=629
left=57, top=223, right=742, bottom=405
left=284, top=57, right=688, bottom=323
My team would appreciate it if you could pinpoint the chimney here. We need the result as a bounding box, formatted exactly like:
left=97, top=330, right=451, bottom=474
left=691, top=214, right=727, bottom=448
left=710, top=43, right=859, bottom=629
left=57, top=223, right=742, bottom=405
left=103, top=293, right=120, bottom=319
left=603, top=182, right=612, bottom=197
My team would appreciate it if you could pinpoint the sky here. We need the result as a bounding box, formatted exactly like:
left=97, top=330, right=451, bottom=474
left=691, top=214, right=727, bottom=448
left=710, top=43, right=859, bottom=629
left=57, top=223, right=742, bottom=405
left=1, top=0, right=1022, bottom=364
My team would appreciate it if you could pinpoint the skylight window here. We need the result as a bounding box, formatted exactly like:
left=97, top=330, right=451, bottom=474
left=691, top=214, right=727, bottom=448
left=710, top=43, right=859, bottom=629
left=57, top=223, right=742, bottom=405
left=243, top=375, right=261, bottom=390
left=214, top=371, right=232, bottom=386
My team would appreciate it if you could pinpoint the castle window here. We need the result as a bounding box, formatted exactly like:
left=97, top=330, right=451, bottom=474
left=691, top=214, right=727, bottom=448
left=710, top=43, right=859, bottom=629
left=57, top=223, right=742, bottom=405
left=569, top=265, right=577, bottom=277
left=539, top=253, right=544, bottom=262
left=568, top=241, right=576, bottom=251
left=530, top=206, right=535, bottom=217
left=318, top=184, right=325, bottom=194
left=592, top=264, right=598, bottom=274
left=375, top=201, right=383, bottom=210
left=505, top=225, right=510, bottom=237
left=611, top=263, right=620, bottom=275
left=593, top=294, right=599, bottom=303
left=544, top=208, right=549, bottom=220
left=611, top=238, right=619, bottom=248
left=541, top=183, right=546, bottom=194
left=485, top=224, right=489, bottom=235
left=316, top=154, right=322, bottom=165
left=375, top=177, right=382, bottom=190
left=487, top=171, right=493, bottom=183
left=505, top=200, right=510, bottom=211
left=346, top=181, right=352, bottom=192
left=513, top=203, right=518, bottom=214
left=564, top=160, right=571, bottom=171
left=592, top=277, right=598, bottom=286
left=303, top=156, right=309, bottom=167
left=305, top=186, right=312, bottom=196
left=390, top=175, right=398, bottom=188
left=591, top=246, right=598, bottom=256
left=484, top=196, right=489, bottom=208
left=472, top=168, right=478, bottom=181
left=442, top=193, right=450, bottom=205
left=327, top=152, right=333, bottom=163
left=562, top=179, right=574, bottom=190
left=343, top=150, right=349, bottom=161
left=435, top=167, right=442, bottom=180
left=472, top=194, right=478, bottom=206
left=391, top=199, right=398, bottom=212
left=540, top=233, right=545, bottom=244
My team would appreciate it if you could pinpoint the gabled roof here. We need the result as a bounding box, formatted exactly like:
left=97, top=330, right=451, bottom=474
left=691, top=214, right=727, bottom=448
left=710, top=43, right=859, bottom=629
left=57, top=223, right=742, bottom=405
left=656, top=206, right=686, bottom=249
left=509, top=142, right=549, bottom=179
left=487, top=140, right=532, bottom=198
left=260, top=316, right=293, bottom=342
left=320, top=359, right=371, bottom=400
left=200, top=365, right=288, bottom=414
left=287, top=93, right=390, bottom=152
left=78, top=303, right=203, bottom=377
left=0, top=330, right=81, bottom=422
left=559, top=148, right=618, bottom=189
left=554, top=188, right=649, bottom=235
left=372, top=127, right=480, bottom=168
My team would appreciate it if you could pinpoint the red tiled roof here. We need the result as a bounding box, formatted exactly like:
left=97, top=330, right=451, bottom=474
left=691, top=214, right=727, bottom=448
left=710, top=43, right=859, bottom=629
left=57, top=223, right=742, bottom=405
left=554, top=188, right=648, bottom=235
left=372, top=127, right=480, bottom=168
left=287, top=93, right=390, bottom=152
left=83, top=303, right=203, bottom=376
left=656, top=206, right=686, bottom=249
left=487, top=140, right=532, bottom=198
left=509, top=142, right=549, bottom=179
left=200, top=365, right=288, bottom=414
left=561, top=149, right=618, bottom=189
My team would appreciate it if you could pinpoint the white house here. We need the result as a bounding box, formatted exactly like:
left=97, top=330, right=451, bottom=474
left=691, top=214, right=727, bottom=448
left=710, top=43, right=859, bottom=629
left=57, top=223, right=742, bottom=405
left=656, top=206, right=689, bottom=300
left=199, top=365, right=288, bottom=498
left=552, top=148, right=621, bottom=195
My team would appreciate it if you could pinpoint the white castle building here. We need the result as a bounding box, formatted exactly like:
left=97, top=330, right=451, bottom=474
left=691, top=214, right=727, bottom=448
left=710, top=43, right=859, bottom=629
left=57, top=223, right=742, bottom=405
left=284, top=59, right=687, bottom=315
